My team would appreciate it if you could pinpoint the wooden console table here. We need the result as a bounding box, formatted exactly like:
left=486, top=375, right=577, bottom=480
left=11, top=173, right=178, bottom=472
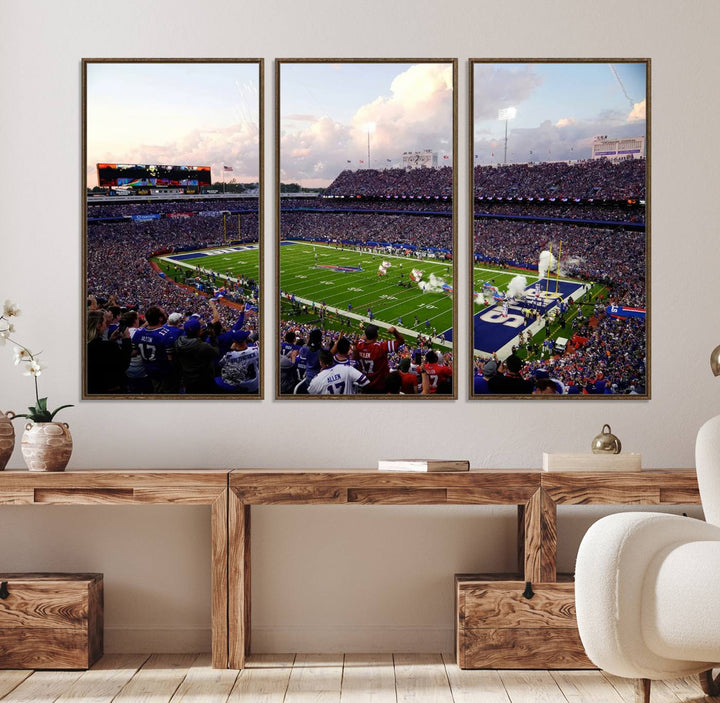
left=227, top=469, right=700, bottom=669
left=0, top=468, right=702, bottom=670
left=0, top=470, right=229, bottom=669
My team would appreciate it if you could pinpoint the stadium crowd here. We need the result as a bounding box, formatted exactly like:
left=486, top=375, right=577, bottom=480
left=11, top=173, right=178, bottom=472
left=86, top=203, right=260, bottom=395
left=324, top=166, right=454, bottom=199
left=321, top=159, right=645, bottom=202
left=281, top=211, right=452, bottom=250
left=279, top=320, right=453, bottom=395
left=473, top=311, right=646, bottom=395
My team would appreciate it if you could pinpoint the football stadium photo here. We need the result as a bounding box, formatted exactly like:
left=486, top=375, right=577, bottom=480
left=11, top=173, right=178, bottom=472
left=83, top=60, right=262, bottom=397
left=470, top=61, right=648, bottom=397
left=277, top=60, right=457, bottom=397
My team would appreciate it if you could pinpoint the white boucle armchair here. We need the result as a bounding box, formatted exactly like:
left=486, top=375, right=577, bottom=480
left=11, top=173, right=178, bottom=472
left=575, top=415, right=720, bottom=702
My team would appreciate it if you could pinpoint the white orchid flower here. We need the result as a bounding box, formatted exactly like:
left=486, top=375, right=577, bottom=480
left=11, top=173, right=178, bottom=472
left=2, top=300, right=21, bottom=318
left=13, top=347, right=32, bottom=365
left=22, top=359, right=44, bottom=377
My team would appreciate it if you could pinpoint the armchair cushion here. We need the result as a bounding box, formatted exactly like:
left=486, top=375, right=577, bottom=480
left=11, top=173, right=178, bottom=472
left=575, top=511, right=720, bottom=680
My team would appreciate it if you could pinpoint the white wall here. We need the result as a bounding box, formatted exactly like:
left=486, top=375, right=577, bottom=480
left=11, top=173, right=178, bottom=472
left=1, top=0, right=719, bottom=654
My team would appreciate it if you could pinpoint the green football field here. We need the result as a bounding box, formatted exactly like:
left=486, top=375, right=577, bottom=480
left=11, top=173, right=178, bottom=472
left=156, top=241, right=455, bottom=341
left=280, top=241, right=454, bottom=338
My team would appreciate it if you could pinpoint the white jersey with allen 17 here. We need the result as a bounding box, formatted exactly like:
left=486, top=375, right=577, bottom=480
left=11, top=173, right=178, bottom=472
left=307, top=364, right=370, bottom=395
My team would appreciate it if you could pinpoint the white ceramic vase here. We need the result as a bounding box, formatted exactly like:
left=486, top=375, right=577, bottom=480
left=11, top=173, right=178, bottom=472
left=21, top=421, right=73, bottom=472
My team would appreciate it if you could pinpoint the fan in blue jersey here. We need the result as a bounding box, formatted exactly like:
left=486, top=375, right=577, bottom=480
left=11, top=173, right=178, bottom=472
left=330, top=335, right=357, bottom=367
left=297, top=328, right=323, bottom=381
left=215, top=330, right=259, bottom=394
left=133, top=306, right=180, bottom=393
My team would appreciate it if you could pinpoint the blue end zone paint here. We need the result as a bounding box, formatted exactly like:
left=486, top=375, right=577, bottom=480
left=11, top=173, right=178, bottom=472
left=473, top=279, right=586, bottom=354
left=167, top=244, right=258, bottom=262
left=170, top=252, right=209, bottom=261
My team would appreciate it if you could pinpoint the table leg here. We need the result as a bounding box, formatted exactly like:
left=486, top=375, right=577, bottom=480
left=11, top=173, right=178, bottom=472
left=228, top=489, right=251, bottom=669
left=519, top=488, right=557, bottom=583
left=211, top=489, right=228, bottom=668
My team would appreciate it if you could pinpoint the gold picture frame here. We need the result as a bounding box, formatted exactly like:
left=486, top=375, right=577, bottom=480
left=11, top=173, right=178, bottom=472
left=82, top=58, right=264, bottom=399
left=469, top=59, right=650, bottom=398
left=276, top=58, right=458, bottom=398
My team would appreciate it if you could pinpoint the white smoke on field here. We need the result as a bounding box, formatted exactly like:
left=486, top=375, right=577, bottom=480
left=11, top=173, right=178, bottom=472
left=418, top=273, right=447, bottom=294
left=558, top=255, right=583, bottom=277
left=538, top=250, right=558, bottom=279
left=506, top=275, right=528, bottom=301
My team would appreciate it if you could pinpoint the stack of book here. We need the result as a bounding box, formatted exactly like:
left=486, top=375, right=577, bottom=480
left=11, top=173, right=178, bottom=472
left=377, top=459, right=470, bottom=472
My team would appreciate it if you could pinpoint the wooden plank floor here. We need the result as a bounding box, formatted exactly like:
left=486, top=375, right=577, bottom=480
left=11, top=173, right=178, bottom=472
left=0, top=654, right=711, bottom=702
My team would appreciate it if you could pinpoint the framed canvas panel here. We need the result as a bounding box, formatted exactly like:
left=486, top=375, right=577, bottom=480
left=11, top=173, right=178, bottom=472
left=277, top=59, right=457, bottom=398
left=470, top=59, right=649, bottom=398
left=82, top=58, right=263, bottom=398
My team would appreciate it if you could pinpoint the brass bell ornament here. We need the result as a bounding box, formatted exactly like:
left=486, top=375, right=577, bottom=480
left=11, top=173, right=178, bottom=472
left=592, top=424, right=622, bottom=454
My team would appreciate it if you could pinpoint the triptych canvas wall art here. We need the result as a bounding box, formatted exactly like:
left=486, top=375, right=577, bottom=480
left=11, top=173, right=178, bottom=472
left=82, top=58, right=647, bottom=400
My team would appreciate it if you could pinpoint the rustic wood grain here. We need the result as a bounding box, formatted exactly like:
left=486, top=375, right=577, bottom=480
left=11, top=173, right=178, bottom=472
left=0, top=491, right=33, bottom=505
left=0, top=579, right=90, bottom=629
left=211, top=491, right=228, bottom=670
left=458, top=580, right=577, bottom=629
left=0, top=574, right=102, bottom=670
left=522, top=488, right=557, bottom=582
left=33, top=489, right=135, bottom=504
left=347, top=488, right=448, bottom=504
left=541, top=471, right=698, bottom=505
left=0, top=470, right=228, bottom=491
left=447, top=486, right=538, bottom=504
left=0, top=471, right=227, bottom=671
left=228, top=491, right=250, bottom=670
left=459, top=628, right=593, bottom=669
left=234, top=486, right=346, bottom=504
left=0, top=629, right=92, bottom=670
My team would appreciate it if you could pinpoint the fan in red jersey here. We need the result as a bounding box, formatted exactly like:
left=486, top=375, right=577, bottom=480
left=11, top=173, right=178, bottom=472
left=354, top=324, right=405, bottom=394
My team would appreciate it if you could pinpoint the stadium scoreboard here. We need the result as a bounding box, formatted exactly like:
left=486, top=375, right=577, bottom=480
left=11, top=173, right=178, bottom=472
left=97, top=163, right=212, bottom=188
left=402, top=149, right=438, bottom=169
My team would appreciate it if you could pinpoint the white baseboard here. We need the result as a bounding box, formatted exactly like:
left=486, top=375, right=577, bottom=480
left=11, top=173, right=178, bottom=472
left=250, top=625, right=455, bottom=653
left=105, top=626, right=211, bottom=653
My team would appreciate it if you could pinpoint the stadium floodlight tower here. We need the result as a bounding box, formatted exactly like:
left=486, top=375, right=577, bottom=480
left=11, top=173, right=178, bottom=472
left=364, top=122, right=376, bottom=169
left=498, top=107, right=516, bottom=164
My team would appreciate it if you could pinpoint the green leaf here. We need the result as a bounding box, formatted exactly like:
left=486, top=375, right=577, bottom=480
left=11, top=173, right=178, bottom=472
left=37, top=397, right=48, bottom=412
left=48, top=405, right=73, bottom=421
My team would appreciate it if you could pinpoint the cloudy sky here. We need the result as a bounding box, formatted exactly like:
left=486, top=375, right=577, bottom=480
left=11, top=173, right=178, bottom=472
left=280, top=62, right=454, bottom=188
left=473, top=61, right=647, bottom=164
left=85, top=62, right=260, bottom=187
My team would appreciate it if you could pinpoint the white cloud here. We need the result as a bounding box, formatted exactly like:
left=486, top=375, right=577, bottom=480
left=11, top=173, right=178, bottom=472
left=628, top=99, right=646, bottom=122
left=280, top=63, right=454, bottom=187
